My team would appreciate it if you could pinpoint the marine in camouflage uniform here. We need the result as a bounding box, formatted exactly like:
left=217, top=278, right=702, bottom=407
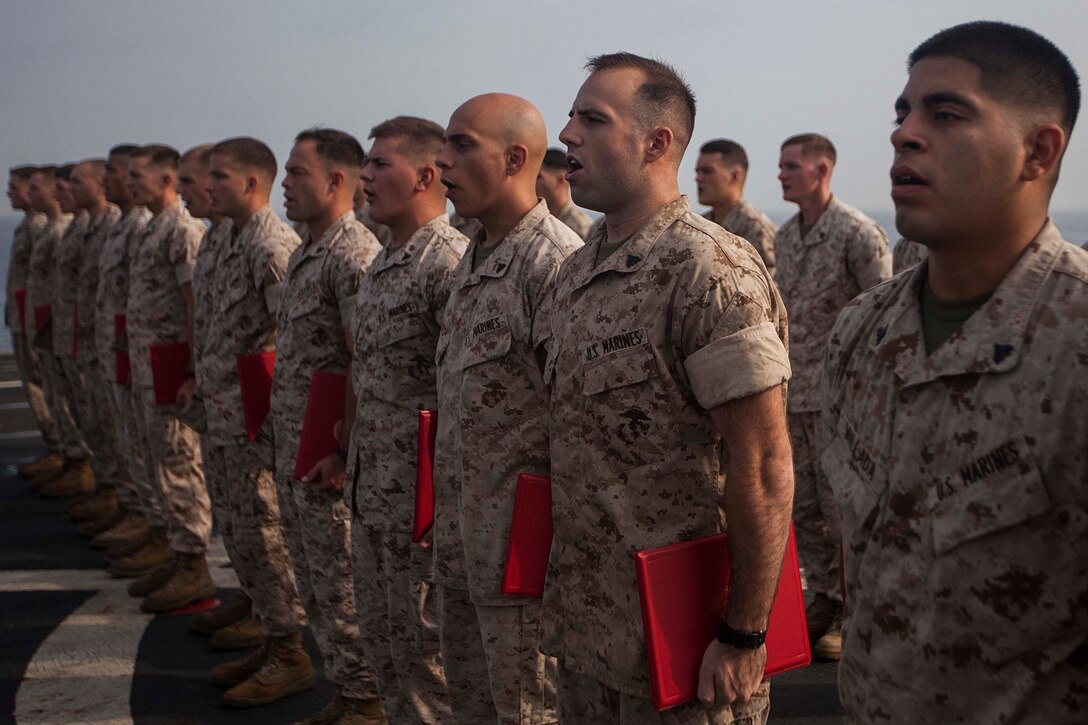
left=704, top=198, right=778, bottom=274
left=538, top=148, right=593, bottom=241
left=891, top=236, right=927, bottom=273
left=696, top=139, right=777, bottom=273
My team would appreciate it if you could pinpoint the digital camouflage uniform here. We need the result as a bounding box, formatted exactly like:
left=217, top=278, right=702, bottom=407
left=127, top=200, right=209, bottom=554
left=96, top=206, right=155, bottom=516
left=820, top=222, right=1088, bottom=723
left=27, top=212, right=85, bottom=461
left=72, top=205, right=123, bottom=490
left=346, top=214, right=466, bottom=723
left=554, top=203, right=593, bottom=242
left=7, top=212, right=59, bottom=451
left=270, top=210, right=381, bottom=701
left=891, top=237, right=927, bottom=274
left=541, top=197, right=786, bottom=724
left=192, top=205, right=306, bottom=638
left=705, top=197, right=778, bottom=274
left=434, top=200, right=581, bottom=724
left=773, top=196, right=890, bottom=599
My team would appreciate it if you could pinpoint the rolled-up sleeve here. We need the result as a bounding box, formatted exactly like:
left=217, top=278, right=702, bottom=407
left=685, top=320, right=791, bottom=409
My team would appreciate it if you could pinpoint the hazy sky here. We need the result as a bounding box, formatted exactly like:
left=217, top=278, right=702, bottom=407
left=2, top=0, right=1086, bottom=220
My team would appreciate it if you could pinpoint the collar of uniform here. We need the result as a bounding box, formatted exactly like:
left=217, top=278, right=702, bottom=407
left=227, top=204, right=274, bottom=256
left=147, top=200, right=184, bottom=234
left=208, top=218, right=237, bottom=260
left=372, top=213, right=448, bottom=275
left=570, top=195, right=688, bottom=291
left=460, top=199, right=549, bottom=288
left=874, top=219, right=1063, bottom=385
left=302, top=209, right=355, bottom=260
left=799, top=195, right=845, bottom=247
left=89, top=204, right=119, bottom=236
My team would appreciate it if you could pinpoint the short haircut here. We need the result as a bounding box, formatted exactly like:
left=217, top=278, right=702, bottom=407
left=77, top=158, right=107, bottom=179
left=211, top=137, right=277, bottom=182
left=108, top=144, right=140, bottom=159
left=369, top=116, right=445, bottom=162
left=781, top=133, right=837, bottom=165
left=32, top=165, right=57, bottom=183
left=180, top=143, right=214, bottom=168
left=909, top=21, right=1080, bottom=135
left=585, top=52, right=697, bottom=154
left=10, top=165, right=37, bottom=181
left=132, top=144, right=181, bottom=171
left=699, top=139, right=749, bottom=172
left=542, top=148, right=567, bottom=171
left=57, top=164, right=76, bottom=181
left=295, top=127, right=365, bottom=169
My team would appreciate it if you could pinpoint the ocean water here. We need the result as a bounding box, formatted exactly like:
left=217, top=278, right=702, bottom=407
left=1, top=209, right=1086, bottom=352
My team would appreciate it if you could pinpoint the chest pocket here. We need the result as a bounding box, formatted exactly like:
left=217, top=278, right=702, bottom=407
left=218, top=269, right=251, bottom=313
left=459, top=318, right=513, bottom=370
left=287, top=293, right=324, bottom=320
left=581, top=345, right=661, bottom=472
left=377, top=314, right=429, bottom=348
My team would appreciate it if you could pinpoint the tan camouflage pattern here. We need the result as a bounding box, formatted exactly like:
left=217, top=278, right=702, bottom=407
left=554, top=203, right=594, bottom=242
left=820, top=221, right=1088, bottom=723
left=706, top=197, right=778, bottom=273
left=891, top=236, right=928, bottom=274
left=436, top=584, right=500, bottom=722
left=541, top=197, right=790, bottom=696
left=75, top=205, right=122, bottom=348
left=7, top=212, right=46, bottom=335
left=432, top=200, right=582, bottom=602
left=193, top=206, right=297, bottom=442
left=477, top=603, right=557, bottom=723
left=203, top=435, right=306, bottom=637
left=26, top=213, right=73, bottom=350
left=270, top=209, right=381, bottom=701
left=354, top=529, right=449, bottom=723
left=355, top=201, right=394, bottom=247
left=773, top=195, right=890, bottom=413
left=788, top=410, right=841, bottom=599
left=557, top=664, right=769, bottom=725
left=51, top=210, right=90, bottom=353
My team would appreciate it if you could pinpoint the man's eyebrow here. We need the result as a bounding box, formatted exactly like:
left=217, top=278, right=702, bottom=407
left=921, top=91, right=979, bottom=112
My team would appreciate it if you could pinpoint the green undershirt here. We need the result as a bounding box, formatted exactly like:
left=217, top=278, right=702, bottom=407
left=594, top=233, right=634, bottom=268
left=472, top=240, right=500, bottom=271
left=920, top=274, right=992, bottom=354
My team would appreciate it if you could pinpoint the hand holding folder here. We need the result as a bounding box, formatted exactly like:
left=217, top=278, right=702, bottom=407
left=293, top=370, right=347, bottom=481
left=237, top=351, right=276, bottom=442
left=635, top=524, right=810, bottom=711
left=114, top=313, right=130, bottom=385
left=501, top=473, right=553, bottom=597
left=149, top=341, right=191, bottom=405
left=412, top=410, right=437, bottom=543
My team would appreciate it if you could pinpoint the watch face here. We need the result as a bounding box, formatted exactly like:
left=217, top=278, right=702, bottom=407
left=717, top=621, right=767, bottom=649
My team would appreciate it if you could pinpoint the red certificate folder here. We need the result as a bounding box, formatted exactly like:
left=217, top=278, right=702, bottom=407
left=237, top=351, right=276, bottom=442
left=114, top=314, right=130, bottom=385
left=635, top=524, right=810, bottom=712
left=293, top=370, right=347, bottom=480
left=412, top=410, right=437, bottom=543
left=501, top=473, right=553, bottom=597
left=14, top=289, right=27, bottom=334
left=149, top=341, right=191, bottom=405
left=33, top=305, right=52, bottom=334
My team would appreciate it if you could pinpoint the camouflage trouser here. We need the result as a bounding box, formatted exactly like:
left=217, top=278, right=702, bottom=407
left=202, top=436, right=306, bottom=637
left=788, top=411, right=842, bottom=600
left=81, top=351, right=128, bottom=491
left=437, top=585, right=556, bottom=724
left=353, top=527, right=449, bottom=723
left=62, top=347, right=123, bottom=490
left=108, top=378, right=160, bottom=519
left=39, top=349, right=88, bottom=459
left=275, top=476, right=379, bottom=700
left=556, top=664, right=770, bottom=725
left=129, top=383, right=210, bottom=553
left=12, top=333, right=60, bottom=451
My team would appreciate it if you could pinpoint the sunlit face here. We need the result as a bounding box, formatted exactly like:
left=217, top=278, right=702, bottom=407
left=206, top=153, right=249, bottom=220
left=54, top=178, right=76, bottom=213
left=694, top=153, right=737, bottom=207
left=559, top=67, right=647, bottom=214
left=282, top=139, right=335, bottom=223
left=69, top=164, right=102, bottom=210
left=104, top=154, right=132, bottom=206
left=777, top=144, right=824, bottom=205
left=7, top=176, right=29, bottom=211
left=177, top=156, right=213, bottom=218
left=890, top=56, right=1025, bottom=247
left=436, top=105, right=510, bottom=220
left=28, top=173, right=54, bottom=213
left=361, top=136, right=424, bottom=226
left=127, top=156, right=168, bottom=208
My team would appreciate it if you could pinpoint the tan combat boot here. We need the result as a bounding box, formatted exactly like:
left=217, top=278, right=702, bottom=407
left=221, top=633, right=315, bottom=709
left=191, top=593, right=252, bottom=636
left=69, top=486, right=118, bottom=521
left=29, top=459, right=70, bottom=492
left=127, top=562, right=176, bottom=597
left=210, top=614, right=263, bottom=651
left=212, top=639, right=269, bottom=687
left=813, top=607, right=843, bottom=661
left=804, top=592, right=838, bottom=645
left=108, top=528, right=172, bottom=578
left=339, top=696, right=389, bottom=725
left=39, top=459, right=96, bottom=498
left=19, top=450, right=65, bottom=479
left=92, top=511, right=149, bottom=550
left=77, top=506, right=126, bottom=537
left=140, top=552, right=216, bottom=612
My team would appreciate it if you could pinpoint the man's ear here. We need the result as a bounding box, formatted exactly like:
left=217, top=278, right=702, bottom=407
left=417, top=165, right=436, bottom=191
left=645, top=126, right=674, bottom=163
left=1021, top=123, right=1065, bottom=182
left=505, top=144, right=528, bottom=176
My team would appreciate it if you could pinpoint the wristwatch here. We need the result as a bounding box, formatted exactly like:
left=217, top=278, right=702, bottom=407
left=717, top=621, right=767, bottom=649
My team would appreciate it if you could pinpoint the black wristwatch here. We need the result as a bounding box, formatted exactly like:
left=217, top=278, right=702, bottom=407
left=335, top=446, right=349, bottom=462
left=717, top=621, right=767, bottom=649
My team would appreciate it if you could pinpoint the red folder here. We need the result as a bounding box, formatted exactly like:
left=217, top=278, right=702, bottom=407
left=635, top=524, right=810, bottom=712
left=33, top=305, right=52, bottom=334
left=237, top=352, right=276, bottom=442
left=293, top=370, right=347, bottom=480
left=412, top=410, right=437, bottom=543
left=114, top=314, right=130, bottom=385
left=501, top=473, right=553, bottom=597
left=14, top=289, right=27, bottom=334
left=149, top=341, right=191, bottom=405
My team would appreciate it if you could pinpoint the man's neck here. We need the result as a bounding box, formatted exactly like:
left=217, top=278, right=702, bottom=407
left=546, top=192, right=571, bottom=217
left=231, top=201, right=267, bottom=232
left=116, top=200, right=133, bottom=216
left=710, top=193, right=742, bottom=222
left=478, top=187, right=539, bottom=247
left=604, top=181, right=681, bottom=242
left=148, top=190, right=177, bottom=217
left=797, top=189, right=832, bottom=226
left=83, top=198, right=109, bottom=217
left=388, top=199, right=446, bottom=248
left=41, top=205, right=61, bottom=219
left=306, top=200, right=352, bottom=244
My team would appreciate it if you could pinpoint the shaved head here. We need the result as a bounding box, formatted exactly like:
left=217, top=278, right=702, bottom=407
left=453, top=93, right=547, bottom=170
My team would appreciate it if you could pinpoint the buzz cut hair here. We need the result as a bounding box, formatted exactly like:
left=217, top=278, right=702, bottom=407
left=542, top=148, right=567, bottom=171
left=781, top=133, right=837, bottom=165
left=132, top=144, right=181, bottom=171
left=181, top=143, right=215, bottom=168
left=32, top=165, right=58, bottom=183
left=699, top=139, right=749, bottom=172
left=10, top=165, right=38, bottom=181
left=295, top=127, right=365, bottom=170
left=909, top=21, right=1080, bottom=135
left=77, top=158, right=108, bottom=178
left=212, top=137, right=278, bottom=183
left=369, top=116, right=445, bottom=162
left=585, top=52, right=697, bottom=155
left=56, top=164, right=77, bottom=181
left=108, top=144, right=140, bottom=159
